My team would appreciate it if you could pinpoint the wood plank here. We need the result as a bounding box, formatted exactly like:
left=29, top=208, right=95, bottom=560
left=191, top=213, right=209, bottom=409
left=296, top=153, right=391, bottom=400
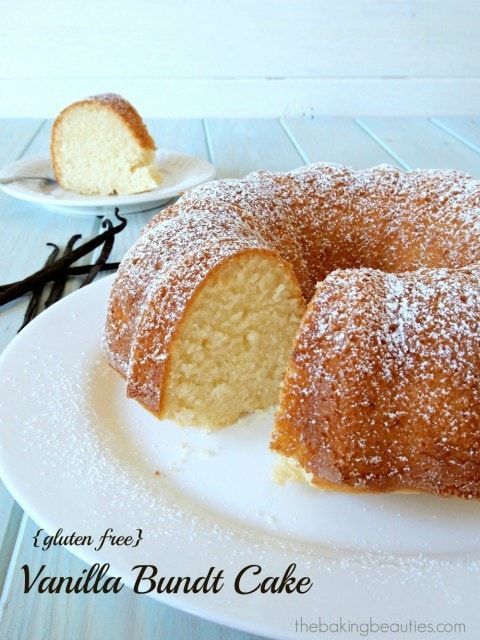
left=0, top=1, right=478, bottom=80
left=147, top=119, right=209, bottom=159
left=431, top=117, right=480, bottom=154
left=0, top=515, right=264, bottom=639
left=3, top=78, right=480, bottom=119
left=0, top=118, right=46, bottom=597
left=0, top=120, right=43, bottom=164
left=281, top=117, right=403, bottom=167
left=205, top=119, right=303, bottom=178
left=356, top=117, right=480, bottom=175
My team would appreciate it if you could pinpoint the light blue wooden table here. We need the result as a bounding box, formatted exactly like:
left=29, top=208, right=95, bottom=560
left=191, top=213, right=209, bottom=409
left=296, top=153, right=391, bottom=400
left=0, top=116, right=480, bottom=640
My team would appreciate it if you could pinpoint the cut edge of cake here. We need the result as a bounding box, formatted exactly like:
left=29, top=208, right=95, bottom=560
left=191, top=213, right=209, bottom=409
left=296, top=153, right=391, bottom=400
left=152, top=251, right=305, bottom=428
left=51, top=93, right=161, bottom=196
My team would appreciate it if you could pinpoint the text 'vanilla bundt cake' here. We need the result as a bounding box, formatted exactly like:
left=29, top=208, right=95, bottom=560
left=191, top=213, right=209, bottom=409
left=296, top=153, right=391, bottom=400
left=103, top=163, right=480, bottom=499
left=51, top=93, right=161, bottom=195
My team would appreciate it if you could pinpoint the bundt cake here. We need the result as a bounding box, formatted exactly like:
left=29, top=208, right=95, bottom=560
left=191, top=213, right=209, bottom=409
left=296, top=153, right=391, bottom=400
left=103, top=163, right=480, bottom=499
left=51, top=93, right=161, bottom=195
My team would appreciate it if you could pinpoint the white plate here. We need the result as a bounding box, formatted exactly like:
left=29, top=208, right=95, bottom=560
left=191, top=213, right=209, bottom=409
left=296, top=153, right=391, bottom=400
left=0, top=276, right=479, bottom=639
left=0, top=151, right=215, bottom=215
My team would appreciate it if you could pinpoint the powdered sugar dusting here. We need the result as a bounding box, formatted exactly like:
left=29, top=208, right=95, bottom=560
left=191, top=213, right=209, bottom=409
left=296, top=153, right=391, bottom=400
left=274, top=266, right=480, bottom=498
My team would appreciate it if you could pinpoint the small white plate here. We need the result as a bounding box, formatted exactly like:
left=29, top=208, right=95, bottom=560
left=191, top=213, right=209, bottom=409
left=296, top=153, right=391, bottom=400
left=0, top=150, right=216, bottom=215
left=0, top=276, right=479, bottom=639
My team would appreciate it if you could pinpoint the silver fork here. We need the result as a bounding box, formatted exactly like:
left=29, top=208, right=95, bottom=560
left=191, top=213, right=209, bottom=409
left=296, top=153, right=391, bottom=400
left=0, top=175, right=57, bottom=185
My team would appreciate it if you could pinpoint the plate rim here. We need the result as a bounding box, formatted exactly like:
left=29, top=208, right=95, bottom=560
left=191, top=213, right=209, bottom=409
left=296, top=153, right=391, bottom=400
left=0, top=150, right=216, bottom=209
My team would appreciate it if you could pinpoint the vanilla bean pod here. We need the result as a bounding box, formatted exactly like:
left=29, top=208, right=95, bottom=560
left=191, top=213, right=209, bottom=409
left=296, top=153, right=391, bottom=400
left=67, top=262, right=119, bottom=276
left=44, top=234, right=82, bottom=309
left=0, top=262, right=120, bottom=294
left=18, top=243, right=59, bottom=331
left=80, top=219, right=115, bottom=287
left=0, top=211, right=126, bottom=307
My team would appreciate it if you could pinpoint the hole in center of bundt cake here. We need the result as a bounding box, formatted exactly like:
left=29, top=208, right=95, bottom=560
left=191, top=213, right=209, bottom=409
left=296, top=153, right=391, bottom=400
left=161, top=251, right=305, bottom=428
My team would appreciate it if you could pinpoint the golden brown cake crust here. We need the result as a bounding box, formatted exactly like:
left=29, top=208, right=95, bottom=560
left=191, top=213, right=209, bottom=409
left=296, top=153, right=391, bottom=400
left=103, top=163, right=480, bottom=499
left=50, top=93, right=156, bottom=185
left=272, top=267, right=480, bottom=499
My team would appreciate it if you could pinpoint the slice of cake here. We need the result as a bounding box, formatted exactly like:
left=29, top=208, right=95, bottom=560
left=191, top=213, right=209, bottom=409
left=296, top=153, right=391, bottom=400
left=51, top=93, right=161, bottom=195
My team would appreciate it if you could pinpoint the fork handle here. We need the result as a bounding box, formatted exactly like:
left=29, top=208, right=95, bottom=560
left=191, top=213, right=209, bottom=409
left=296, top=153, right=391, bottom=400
left=0, top=175, right=54, bottom=185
